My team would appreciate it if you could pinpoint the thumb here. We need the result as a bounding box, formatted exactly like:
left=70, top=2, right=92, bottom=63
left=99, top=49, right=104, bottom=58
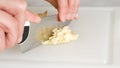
left=26, top=10, right=41, bottom=23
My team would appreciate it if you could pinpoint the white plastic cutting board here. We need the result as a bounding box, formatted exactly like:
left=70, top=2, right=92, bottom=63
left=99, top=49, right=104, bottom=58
left=0, top=7, right=114, bottom=64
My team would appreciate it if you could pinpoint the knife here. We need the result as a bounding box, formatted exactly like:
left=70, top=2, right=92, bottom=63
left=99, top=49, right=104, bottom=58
left=19, top=12, right=71, bottom=53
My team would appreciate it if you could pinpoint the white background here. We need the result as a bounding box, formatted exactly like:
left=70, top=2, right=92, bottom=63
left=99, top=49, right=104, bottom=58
left=27, top=0, right=120, bottom=7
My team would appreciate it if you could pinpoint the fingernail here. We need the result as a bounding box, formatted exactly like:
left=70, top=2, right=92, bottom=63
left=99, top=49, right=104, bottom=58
left=75, top=14, right=78, bottom=19
left=71, top=14, right=75, bottom=20
left=67, top=14, right=70, bottom=20
left=17, top=37, right=22, bottom=43
left=61, top=15, right=65, bottom=22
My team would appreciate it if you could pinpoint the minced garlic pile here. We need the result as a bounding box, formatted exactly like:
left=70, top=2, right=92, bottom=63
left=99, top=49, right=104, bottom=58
left=42, top=26, right=79, bottom=45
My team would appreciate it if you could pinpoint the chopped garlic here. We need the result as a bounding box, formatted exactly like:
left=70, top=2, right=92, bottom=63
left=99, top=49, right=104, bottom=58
left=42, top=26, right=79, bottom=45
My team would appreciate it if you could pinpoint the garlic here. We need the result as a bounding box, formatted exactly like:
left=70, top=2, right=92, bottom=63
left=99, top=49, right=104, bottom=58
left=42, top=26, right=79, bottom=45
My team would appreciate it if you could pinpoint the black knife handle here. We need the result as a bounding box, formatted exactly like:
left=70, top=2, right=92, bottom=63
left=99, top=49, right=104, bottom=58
left=20, top=26, right=29, bottom=43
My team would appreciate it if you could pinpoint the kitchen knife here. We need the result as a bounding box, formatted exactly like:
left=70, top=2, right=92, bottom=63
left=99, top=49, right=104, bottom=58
left=19, top=13, right=71, bottom=53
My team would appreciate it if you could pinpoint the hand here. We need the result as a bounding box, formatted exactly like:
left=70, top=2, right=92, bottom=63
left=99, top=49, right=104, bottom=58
left=0, top=0, right=40, bottom=51
left=46, top=0, right=80, bottom=22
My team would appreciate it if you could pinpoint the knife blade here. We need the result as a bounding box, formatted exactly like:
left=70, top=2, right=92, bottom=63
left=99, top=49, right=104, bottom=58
left=19, top=15, right=71, bottom=53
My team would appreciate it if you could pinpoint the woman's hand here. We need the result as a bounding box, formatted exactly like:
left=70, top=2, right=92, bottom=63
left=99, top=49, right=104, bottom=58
left=46, top=0, right=80, bottom=22
left=0, top=0, right=40, bottom=51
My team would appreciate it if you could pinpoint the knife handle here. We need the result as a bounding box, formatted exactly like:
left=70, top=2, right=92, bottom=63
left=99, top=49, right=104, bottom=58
left=20, top=11, right=48, bottom=44
left=19, top=21, right=30, bottom=44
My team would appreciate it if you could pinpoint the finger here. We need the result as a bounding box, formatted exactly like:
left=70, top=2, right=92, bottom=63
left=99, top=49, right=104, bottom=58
left=0, top=0, right=27, bottom=44
left=26, top=10, right=41, bottom=23
left=57, top=0, right=69, bottom=22
left=0, top=28, right=5, bottom=51
left=68, top=0, right=76, bottom=20
left=0, top=0, right=26, bottom=17
left=14, top=1, right=28, bottom=43
left=14, top=10, right=25, bottom=43
left=0, top=10, right=18, bottom=48
left=74, top=0, right=80, bottom=19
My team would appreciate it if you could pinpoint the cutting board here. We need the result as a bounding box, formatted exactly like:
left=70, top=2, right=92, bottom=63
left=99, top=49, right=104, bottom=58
left=0, top=7, right=114, bottom=64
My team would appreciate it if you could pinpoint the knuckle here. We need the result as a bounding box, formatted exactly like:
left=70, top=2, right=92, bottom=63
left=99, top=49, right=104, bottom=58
left=59, top=9, right=66, bottom=14
left=17, top=0, right=27, bottom=10
left=68, top=8, right=75, bottom=13
left=6, top=34, right=17, bottom=48
left=69, top=4, right=74, bottom=9
left=59, top=6, right=68, bottom=11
